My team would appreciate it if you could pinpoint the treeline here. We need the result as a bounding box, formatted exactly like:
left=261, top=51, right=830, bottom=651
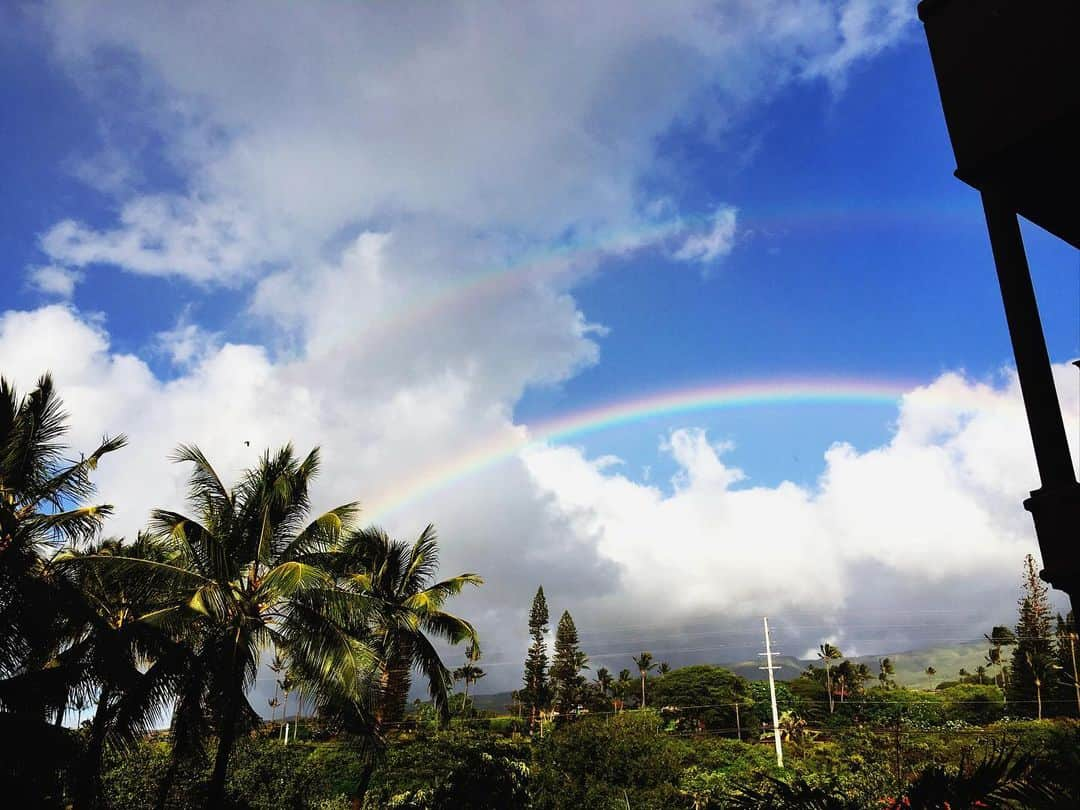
left=516, top=586, right=685, bottom=732
left=797, top=553, right=1078, bottom=723
left=0, top=374, right=483, bottom=808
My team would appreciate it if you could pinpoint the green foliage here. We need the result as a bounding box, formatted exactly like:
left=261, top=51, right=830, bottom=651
left=550, top=611, right=584, bottom=715
left=521, top=586, right=550, bottom=726
left=647, top=665, right=749, bottom=732
left=0, top=374, right=127, bottom=805
left=749, top=679, right=797, bottom=725
left=362, top=731, right=530, bottom=810
left=936, top=684, right=1005, bottom=725
left=1008, top=554, right=1055, bottom=718
left=531, top=711, right=686, bottom=809
left=677, top=739, right=784, bottom=806
left=98, top=737, right=374, bottom=809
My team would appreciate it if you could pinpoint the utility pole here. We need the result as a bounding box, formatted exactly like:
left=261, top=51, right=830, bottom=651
left=1069, top=630, right=1080, bottom=715
left=759, top=617, right=783, bottom=768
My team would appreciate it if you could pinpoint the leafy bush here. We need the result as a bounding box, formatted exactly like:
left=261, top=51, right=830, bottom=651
left=531, top=710, right=688, bottom=809
left=362, top=730, right=530, bottom=809
left=937, top=684, right=1005, bottom=725
left=99, top=737, right=371, bottom=809
left=487, top=715, right=526, bottom=736
left=648, top=666, right=748, bottom=732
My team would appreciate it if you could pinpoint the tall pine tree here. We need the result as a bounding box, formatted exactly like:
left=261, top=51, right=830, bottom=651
left=522, top=586, right=550, bottom=731
left=1053, top=611, right=1079, bottom=717
left=1008, top=554, right=1055, bottom=718
left=551, top=610, right=585, bottom=715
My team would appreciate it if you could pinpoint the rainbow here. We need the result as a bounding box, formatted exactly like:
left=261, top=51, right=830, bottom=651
left=365, top=377, right=918, bottom=521
left=314, top=197, right=977, bottom=367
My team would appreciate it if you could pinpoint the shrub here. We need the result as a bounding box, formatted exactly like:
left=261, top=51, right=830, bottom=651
left=531, top=711, right=688, bottom=809
left=362, top=731, right=530, bottom=809
left=938, top=684, right=1005, bottom=725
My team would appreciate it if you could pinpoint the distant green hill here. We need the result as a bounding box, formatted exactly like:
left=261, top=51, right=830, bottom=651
left=847, top=640, right=989, bottom=688
left=466, top=640, right=992, bottom=708
left=706, top=640, right=989, bottom=689
left=725, top=655, right=805, bottom=682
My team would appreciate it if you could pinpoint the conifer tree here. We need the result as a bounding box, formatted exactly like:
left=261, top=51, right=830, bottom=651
left=1053, top=612, right=1078, bottom=717
left=522, top=586, right=550, bottom=731
left=1008, top=554, right=1055, bottom=718
left=551, top=610, right=585, bottom=714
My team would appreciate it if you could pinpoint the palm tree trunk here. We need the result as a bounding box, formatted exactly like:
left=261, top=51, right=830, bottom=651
left=73, top=683, right=113, bottom=810
left=825, top=664, right=834, bottom=714
left=155, top=755, right=182, bottom=810
left=640, top=673, right=646, bottom=709
left=295, top=688, right=303, bottom=741
left=280, top=692, right=289, bottom=740
left=207, top=695, right=240, bottom=809
left=381, top=641, right=413, bottom=728
left=1036, top=680, right=1043, bottom=720
left=207, top=651, right=245, bottom=810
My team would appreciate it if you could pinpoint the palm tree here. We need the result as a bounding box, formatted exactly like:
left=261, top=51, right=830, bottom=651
left=55, top=533, right=191, bottom=810
left=817, top=643, right=842, bottom=713
left=268, top=652, right=286, bottom=732
left=658, top=662, right=671, bottom=676
left=614, top=668, right=633, bottom=713
left=633, top=651, right=656, bottom=709
left=878, top=657, right=895, bottom=688
left=986, top=647, right=1003, bottom=688
left=279, top=672, right=294, bottom=741
left=75, top=444, right=367, bottom=809
left=268, top=696, right=281, bottom=725
left=835, top=671, right=848, bottom=704
left=925, top=666, right=937, bottom=689
left=452, top=641, right=486, bottom=713
left=0, top=374, right=125, bottom=802
left=334, top=524, right=481, bottom=729
left=595, top=667, right=613, bottom=698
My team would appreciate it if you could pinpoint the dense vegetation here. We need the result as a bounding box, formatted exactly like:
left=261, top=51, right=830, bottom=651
left=2, top=373, right=1078, bottom=808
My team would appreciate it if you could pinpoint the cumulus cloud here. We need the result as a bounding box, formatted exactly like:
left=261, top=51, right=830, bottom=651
left=523, top=365, right=1079, bottom=659
left=0, top=304, right=620, bottom=690
left=36, top=1, right=916, bottom=285
left=154, top=312, right=221, bottom=369
left=4, top=303, right=1073, bottom=687
left=27, top=264, right=82, bottom=298
left=41, top=196, right=273, bottom=284
left=4, top=1, right=941, bottom=690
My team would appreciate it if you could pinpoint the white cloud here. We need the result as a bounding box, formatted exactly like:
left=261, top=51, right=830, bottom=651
left=4, top=2, right=936, bottom=688
left=0, top=304, right=619, bottom=689
left=37, top=1, right=915, bottom=285
left=523, top=364, right=1079, bottom=643
left=27, top=264, right=82, bottom=298
left=805, top=0, right=914, bottom=87
left=2, top=305, right=1075, bottom=686
left=41, top=196, right=273, bottom=284
left=154, top=312, right=221, bottom=369
left=673, top=206, right=739, bottom=265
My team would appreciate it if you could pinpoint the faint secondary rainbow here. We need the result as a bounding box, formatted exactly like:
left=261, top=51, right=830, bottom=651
left=313, top=197, right=978, bottom=369
left=365, top=377, right=918, bottom=521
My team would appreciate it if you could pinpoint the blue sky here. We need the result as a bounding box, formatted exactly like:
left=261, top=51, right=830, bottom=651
left=2, top=2, right=1077, bottom=683
left=522, top=40, right=1078, bottom=488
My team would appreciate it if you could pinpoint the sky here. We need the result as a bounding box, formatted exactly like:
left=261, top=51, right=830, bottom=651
left=2, top=1, right=1078, bottom=693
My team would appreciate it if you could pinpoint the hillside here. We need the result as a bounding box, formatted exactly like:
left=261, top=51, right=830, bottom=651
left=468, top=640, right=991, bottom=708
